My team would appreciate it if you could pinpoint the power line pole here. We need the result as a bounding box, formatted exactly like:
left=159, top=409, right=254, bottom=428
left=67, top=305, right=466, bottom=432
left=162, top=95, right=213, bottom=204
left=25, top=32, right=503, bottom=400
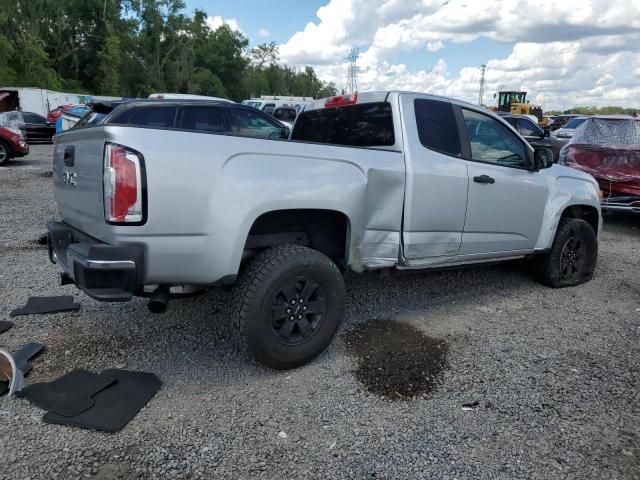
left=478, top=64, right=486, bottom=106
left=345, top=48, right=360, bottom=94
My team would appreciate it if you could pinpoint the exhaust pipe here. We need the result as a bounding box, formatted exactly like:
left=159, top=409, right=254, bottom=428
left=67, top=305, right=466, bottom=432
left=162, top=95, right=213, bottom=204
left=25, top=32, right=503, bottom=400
left=148, top=285, right=170, bottom=314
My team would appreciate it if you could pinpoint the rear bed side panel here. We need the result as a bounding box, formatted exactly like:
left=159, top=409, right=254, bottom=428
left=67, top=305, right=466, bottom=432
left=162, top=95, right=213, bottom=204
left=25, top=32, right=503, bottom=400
left=96, top=127, right=404, bottom=284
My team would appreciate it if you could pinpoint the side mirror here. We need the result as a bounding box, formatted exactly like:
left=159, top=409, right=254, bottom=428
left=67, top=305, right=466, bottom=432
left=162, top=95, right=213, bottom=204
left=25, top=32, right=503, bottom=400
left=543, top=128, right=550, bottom=138
left=534, top=147, right=554, bottom=169
left=281, top=126, right=291, bottom=139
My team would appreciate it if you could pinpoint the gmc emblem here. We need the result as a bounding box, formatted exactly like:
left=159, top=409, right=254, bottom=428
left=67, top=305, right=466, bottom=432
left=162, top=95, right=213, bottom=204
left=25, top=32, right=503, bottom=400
left=62, top=171, right=77, bottom=186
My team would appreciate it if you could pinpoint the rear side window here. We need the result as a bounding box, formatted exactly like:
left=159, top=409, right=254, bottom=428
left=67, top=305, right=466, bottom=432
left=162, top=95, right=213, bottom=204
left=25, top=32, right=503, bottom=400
left=291, top=102, right=395, bottom=147
left=113, top=107, right=176, bottom=128
left=179, top=107, right=227, bottom=133
left=414, top=99, right=461, bottom=156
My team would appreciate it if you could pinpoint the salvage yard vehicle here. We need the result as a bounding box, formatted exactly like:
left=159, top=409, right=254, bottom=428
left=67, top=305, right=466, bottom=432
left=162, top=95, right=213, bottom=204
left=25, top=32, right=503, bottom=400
left=501, top=114, right=564, bottom=161
left=47, top=92, right=602, bottom=369
left=0, top=111, right=56, bottom=144
left=554, top=116, right=587, bottom=140
left=0, top=122, right=29, bottom=166
left=560, top=116, right=640, bottom=213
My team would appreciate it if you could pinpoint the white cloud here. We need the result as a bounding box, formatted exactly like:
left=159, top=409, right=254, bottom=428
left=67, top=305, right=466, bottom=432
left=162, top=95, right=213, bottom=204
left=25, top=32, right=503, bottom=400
left=426, top=41, right=444, bottom=52
left=278, top=0, right=640, bottom=109
left=206, top=16, right=242, bottom=33
left=257, top=28, right=271, bottom=37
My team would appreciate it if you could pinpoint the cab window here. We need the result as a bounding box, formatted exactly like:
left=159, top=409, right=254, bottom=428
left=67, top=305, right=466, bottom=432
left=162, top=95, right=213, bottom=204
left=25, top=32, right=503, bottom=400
left=462, top=109, right=527, bottom=168
left=228, top=108, right=283, bottom=139
left=414, top=99, right=462, bottom=157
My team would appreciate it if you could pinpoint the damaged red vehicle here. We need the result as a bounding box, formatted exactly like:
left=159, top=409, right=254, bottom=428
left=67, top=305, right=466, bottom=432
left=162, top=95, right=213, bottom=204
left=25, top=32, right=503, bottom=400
left=559, top=116, right=640, bottom=213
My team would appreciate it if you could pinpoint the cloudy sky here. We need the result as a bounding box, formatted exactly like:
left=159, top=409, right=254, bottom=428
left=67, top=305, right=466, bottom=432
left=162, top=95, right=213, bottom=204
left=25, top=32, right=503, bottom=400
left=187, top=0, right=640, bottom=110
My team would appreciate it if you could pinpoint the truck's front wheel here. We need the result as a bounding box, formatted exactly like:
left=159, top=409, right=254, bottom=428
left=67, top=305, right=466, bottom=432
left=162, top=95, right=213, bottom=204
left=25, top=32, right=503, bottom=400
left=233, top=245, right=346, bottom=369
left=533, top=218, right=598, bottom=288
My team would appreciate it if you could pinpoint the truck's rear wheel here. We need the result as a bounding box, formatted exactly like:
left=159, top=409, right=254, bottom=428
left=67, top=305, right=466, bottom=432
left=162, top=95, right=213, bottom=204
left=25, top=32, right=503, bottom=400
left=533, top=218, right=597, bottom=288
left=233, top=245, right=346, bottom=369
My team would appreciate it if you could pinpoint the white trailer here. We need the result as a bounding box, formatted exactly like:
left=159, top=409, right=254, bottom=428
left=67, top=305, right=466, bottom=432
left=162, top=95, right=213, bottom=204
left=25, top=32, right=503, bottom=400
left=0, top=87, right=119, bottom=116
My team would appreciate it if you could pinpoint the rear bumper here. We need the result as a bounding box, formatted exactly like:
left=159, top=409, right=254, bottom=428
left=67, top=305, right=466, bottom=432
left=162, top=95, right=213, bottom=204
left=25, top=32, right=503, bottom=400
left=47, top=221, right=145, bottom=301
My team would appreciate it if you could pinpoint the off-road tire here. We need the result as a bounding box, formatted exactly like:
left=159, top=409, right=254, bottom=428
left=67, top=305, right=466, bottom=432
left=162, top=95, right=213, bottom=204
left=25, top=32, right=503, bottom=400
left=533, top=217, right=598, bottom=288
left=0, top=140, right=13, bottom=166
left=232, top=244, right=346, bottom=369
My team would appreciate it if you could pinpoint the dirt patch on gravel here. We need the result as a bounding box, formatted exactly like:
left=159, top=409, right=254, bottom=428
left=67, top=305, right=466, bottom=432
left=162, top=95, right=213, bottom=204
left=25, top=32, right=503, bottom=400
left=345, top=319, right=448, bottom=400
left=38, top=170, right=53, bottom=178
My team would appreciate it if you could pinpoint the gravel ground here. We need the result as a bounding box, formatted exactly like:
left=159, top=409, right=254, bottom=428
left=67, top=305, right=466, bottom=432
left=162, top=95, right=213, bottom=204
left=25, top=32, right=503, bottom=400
left=1, top=145, right=639, bottom=479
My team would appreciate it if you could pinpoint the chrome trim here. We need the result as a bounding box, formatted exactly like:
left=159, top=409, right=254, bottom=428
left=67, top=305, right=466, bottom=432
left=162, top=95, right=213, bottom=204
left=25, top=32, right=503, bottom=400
left=68, top=251, right=136, bottom=270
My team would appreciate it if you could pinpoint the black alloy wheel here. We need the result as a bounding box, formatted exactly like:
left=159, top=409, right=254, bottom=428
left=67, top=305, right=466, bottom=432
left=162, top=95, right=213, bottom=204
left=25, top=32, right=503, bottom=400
left=271, top=277, right=327, bottom=345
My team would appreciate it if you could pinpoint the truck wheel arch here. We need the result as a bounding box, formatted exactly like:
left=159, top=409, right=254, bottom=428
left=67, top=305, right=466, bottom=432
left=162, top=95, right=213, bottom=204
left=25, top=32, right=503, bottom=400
left=559, top=204, right=599, bottom=235
left=242, top=209, right=352, bottom=268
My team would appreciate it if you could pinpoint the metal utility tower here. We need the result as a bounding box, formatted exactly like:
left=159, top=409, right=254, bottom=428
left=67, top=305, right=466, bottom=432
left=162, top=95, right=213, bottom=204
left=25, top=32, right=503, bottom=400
left=345, top=48, right=360, bottom=94
left=478, top=64, right=486, bottom=106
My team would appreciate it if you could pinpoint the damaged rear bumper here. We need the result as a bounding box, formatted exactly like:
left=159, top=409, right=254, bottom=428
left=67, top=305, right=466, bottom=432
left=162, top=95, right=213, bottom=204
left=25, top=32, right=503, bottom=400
left=47, top=221, right=145, bottom=301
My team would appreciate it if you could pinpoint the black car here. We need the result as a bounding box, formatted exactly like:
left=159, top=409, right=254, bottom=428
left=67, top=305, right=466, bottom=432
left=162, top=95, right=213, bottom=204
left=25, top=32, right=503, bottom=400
left=502, top=114, right=563, bottom=161
left=1, top=111, right=56, bottom=144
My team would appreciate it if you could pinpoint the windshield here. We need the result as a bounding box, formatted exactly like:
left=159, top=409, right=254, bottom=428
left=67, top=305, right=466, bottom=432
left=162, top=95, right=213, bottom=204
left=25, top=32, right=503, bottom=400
left=564, top=118, right=587, bottom=129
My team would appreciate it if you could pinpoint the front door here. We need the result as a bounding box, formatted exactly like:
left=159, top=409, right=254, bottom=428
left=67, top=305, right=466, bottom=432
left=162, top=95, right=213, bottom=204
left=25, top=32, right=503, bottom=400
left=457, top=108, right=548, bottom=255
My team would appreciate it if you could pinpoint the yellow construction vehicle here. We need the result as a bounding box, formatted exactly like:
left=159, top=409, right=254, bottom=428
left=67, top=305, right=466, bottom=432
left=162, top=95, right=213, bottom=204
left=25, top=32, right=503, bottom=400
left=493, top=91, right=543, bottom=122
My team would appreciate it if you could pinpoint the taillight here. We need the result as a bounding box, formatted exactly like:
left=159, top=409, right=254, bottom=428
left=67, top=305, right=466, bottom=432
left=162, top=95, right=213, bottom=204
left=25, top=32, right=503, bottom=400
left=324, top=93, right=358, bottom=108
left=103, top=143, right=145, bottom=224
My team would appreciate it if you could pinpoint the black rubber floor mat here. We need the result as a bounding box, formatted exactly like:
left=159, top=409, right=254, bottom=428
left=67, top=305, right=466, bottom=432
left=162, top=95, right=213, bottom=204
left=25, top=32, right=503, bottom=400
left=10, top=296, right=80, bottom=317
left=0, top=321, right=13, bottom=334
left=43, top=370, right=162, bottom=432
left=18, top=369, right=115, bottom=416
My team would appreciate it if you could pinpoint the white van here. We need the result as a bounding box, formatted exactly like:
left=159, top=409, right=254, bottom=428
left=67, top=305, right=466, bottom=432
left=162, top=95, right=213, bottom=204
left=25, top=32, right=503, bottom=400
left=149, top=93, right=233, bottom=103
left=241, top=96, right=313, bottom=114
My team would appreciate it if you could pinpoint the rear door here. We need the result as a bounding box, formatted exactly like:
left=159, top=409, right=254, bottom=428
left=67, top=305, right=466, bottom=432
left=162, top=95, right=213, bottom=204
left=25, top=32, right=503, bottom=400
left=400, top=95, right=469, bottom=262
left=456, top=107, right=548, bottom=255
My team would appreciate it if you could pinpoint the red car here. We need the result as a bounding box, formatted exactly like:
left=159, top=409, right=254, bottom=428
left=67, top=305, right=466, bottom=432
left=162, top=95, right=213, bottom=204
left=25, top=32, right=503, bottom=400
left=0, top=125, right=29, bottom=165
left=560, top=116, right=640, bottom=212
left=47, top=104, right=84, bottom=123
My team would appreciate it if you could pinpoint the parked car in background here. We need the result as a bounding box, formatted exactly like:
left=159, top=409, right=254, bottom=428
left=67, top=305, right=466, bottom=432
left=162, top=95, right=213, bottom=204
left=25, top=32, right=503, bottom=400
left=0, top=122, right=29, bottom=165
left=560, top=116, right=640, bottom=212
left=550, top=114, right=580, bottom=131
left=553, top=117, right=588, bottom=141
left=56, top=105, right=90, bottom=133
left=72, top=101, right=130, bottom=129
left=47, top=92, right=601, bottom=369
left=502, top=114, right=564, bottom=161
left=0, top=111, right=56, bottom=144
left=47, top=104, right=86, bottom=123
left=242, top=96, right=313, bottom=115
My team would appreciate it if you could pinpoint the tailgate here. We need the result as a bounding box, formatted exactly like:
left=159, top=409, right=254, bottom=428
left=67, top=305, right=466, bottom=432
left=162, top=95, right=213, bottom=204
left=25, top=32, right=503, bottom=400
left=52, top=127, right=108, bottom=240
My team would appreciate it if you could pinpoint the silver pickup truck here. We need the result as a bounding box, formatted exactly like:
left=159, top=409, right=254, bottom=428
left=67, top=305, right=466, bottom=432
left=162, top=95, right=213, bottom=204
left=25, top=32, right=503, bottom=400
left=48, top=92, right=602, bottom=369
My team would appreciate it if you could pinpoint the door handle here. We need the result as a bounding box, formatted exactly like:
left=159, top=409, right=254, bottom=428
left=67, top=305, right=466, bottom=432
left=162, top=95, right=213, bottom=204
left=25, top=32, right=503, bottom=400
left=473, top=175, right=495, bottom=184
